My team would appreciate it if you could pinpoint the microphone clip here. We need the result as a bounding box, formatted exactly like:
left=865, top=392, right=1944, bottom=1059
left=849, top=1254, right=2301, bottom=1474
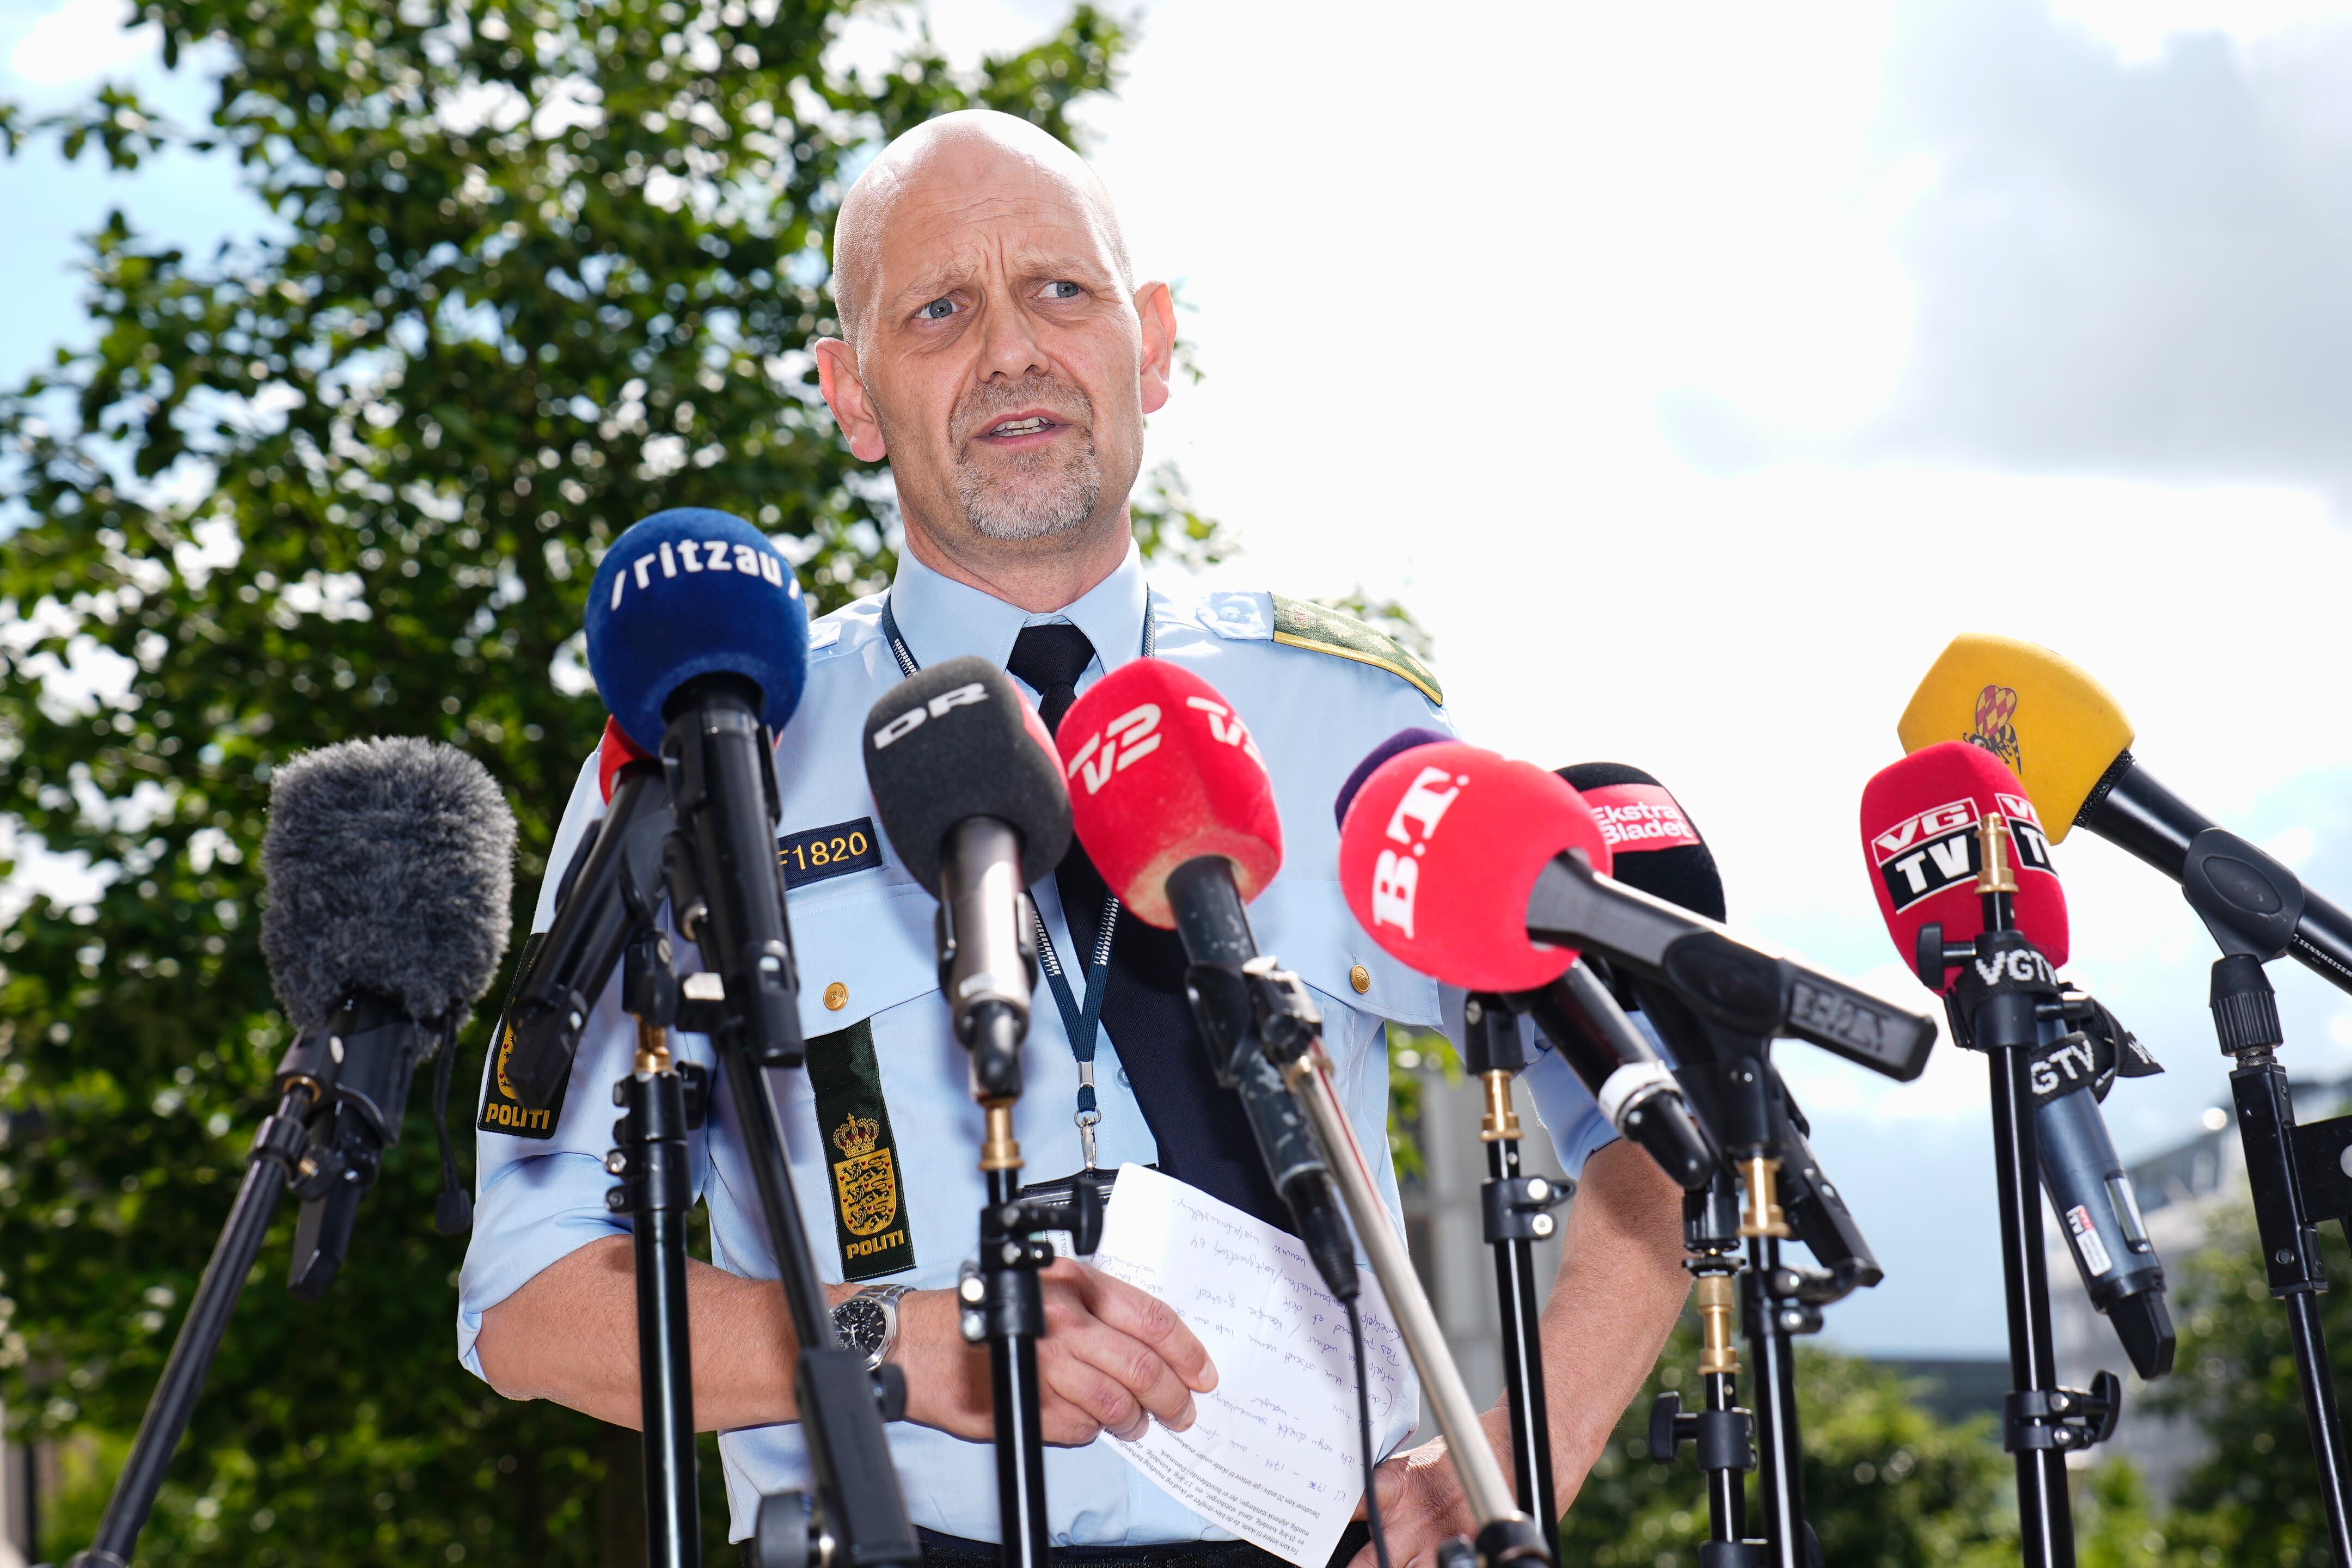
left=2004, top=1370, right=2123, bottom=1455
left=1182, top=957, right=1324, bottom=1081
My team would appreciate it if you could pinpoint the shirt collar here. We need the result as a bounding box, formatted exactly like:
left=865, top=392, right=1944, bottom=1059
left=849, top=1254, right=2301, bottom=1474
left=886, top=539, right=1149, bottom=676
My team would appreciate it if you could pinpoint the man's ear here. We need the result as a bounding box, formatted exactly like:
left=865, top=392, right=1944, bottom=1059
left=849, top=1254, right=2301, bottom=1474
left=815, top=337, right=888, bottom=462
left=1135, top=281, right=1177, bottom=416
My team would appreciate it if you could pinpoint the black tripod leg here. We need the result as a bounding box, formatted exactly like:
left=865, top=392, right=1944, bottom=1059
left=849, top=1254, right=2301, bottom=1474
left=2283, top=1292, right=2352, bottom=1565
left=2233, top=1057, right=2352, bottom=1563
left=1742, top=1241, right=1806, bottom=1568
left=1989, top=1043, right=2075, bottom=1568
left=1700, top=1370, right=1749, bottom=1549
left=617, top=1065, right=701, bottom=1568
left=982, top=1167, right=1053, bottom=1568
left=77, top=1094, right=309, bottom=1567
left=1487, top=1138, right=1559, bottom=1527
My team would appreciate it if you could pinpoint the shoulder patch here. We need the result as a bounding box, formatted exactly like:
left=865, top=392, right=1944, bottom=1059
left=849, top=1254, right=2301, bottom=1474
left=1269, top=595, right=1442, bottom=706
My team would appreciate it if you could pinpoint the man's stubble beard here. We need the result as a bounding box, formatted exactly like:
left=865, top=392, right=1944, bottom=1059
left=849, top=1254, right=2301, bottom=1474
left=886, top=377, right=1107, bottom=544
left=959, top=437, right=1102, bottom=542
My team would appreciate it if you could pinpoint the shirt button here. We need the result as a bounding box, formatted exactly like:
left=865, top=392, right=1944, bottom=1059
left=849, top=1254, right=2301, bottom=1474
left=823, top=982, right=849, bottom=1010
left=1349, top=964, right=1371, bottom=995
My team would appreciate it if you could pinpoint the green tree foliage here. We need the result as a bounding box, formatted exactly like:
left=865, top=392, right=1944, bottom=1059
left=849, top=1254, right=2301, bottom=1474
left=0, top=2, right=1136, bottom=1560
left=2142, top=1204, right=2352, bottom=1568
left=1558, top=1319, right=2022, bottom=1568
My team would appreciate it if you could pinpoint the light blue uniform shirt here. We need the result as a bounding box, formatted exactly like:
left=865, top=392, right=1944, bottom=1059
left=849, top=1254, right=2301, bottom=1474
left=460, top=543, right=1618, bottom=1545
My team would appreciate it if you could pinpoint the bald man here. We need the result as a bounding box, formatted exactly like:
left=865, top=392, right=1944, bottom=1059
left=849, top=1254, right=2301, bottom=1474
left=462, top=111, right=1690, bottom=1567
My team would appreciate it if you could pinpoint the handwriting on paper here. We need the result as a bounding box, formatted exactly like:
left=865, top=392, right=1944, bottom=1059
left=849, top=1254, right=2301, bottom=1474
left=1091, top=1164, right=1418, bottom=1567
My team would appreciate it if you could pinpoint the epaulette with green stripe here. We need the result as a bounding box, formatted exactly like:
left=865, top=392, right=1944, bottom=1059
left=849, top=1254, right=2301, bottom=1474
left=1268, top=595, right=1443, bottom=706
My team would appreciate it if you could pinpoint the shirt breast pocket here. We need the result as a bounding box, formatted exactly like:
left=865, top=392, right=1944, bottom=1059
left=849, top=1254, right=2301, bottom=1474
left=784, top=872, right=944, bottom=1039
left=1245, top=876, right=1442, bottom=1044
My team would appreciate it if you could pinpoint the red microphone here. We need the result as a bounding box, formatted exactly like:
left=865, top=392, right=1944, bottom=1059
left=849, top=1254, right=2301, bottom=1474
left=1057, top=658, right=1283, bottom=927
left=1056, top=659, right=1363, bottom=1294
left=1338, top=742, right=1612, bottom=994
left=1859, top=740, right=2067, bottom=987
left=598, top=715, right=654, bottom=803
left=1858, top=742, right=2174, bottom=1379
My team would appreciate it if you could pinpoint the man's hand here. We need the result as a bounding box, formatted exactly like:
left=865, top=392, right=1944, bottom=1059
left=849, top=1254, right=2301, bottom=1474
left=1346, top=1407, right=1513, bottom=1568
left=897, top=1257, right=1218, bottom=1445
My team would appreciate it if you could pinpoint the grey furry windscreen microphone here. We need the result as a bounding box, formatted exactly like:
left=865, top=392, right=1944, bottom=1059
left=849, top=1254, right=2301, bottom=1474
left=862, top=657, right=1071, bottom=895
left=261, top=736, right=517, bottom=1029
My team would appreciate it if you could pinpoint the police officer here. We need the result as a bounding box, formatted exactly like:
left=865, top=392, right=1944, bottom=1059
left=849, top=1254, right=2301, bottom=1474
left=462, top=111, right=1690, bottom=1565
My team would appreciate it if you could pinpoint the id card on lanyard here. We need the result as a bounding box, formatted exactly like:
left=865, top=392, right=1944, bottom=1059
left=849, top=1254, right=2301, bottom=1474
left=878, top=595, right=1152, bottom=1209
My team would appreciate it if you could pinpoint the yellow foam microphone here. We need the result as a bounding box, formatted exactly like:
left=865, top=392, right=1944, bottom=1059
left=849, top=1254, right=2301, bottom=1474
left=1895, top=634, right=2135, bottom=843
left=1896, top=633, right=2352, bottom=993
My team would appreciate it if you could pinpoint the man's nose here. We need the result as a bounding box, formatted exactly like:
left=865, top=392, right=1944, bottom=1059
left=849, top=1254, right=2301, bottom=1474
left=976, top=284, right=1050, bottom=382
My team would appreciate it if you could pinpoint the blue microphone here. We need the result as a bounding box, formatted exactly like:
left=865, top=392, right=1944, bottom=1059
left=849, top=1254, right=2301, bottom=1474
left=587, top=508, right=809, bottom=752
left=584, top=508, right=811, bottom=1070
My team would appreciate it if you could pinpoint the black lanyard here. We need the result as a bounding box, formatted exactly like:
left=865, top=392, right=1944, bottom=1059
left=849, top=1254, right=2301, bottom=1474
left=878, top=593, right=1153, bottom=1171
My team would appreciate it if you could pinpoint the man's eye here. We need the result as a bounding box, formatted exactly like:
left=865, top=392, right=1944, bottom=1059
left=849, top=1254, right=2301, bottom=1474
left=1042, top=281, right=1083, bottom=300
left=921, top=298, right=956, bottom=320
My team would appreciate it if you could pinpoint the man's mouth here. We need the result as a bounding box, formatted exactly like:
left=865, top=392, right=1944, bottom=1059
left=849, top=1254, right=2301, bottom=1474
left=978, top=412, right=1064, bottom=440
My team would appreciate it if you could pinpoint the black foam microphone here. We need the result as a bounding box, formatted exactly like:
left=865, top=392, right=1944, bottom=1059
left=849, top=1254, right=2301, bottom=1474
left=261, top=736, right=516, bottom=1290
left=863, top=657, right=1071, bottom=1097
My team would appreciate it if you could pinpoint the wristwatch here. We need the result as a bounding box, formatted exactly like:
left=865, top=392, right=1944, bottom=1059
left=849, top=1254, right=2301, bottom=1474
left=830, top=1284, right=913, bottom=1371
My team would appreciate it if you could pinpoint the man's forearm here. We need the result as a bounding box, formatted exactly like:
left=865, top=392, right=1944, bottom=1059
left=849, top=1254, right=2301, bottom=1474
left=476, top=1235, right=849, bottom=1431
left=1534, top=1137, right=1692, bottom=1507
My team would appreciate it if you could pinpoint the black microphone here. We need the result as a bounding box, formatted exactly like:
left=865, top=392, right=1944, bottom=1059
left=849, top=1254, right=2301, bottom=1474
left=1168, top=859, right=1361, bottom=1298
left=260, top=736, right=517, bottom=1291
left=861, top=657, right=1070, bottom=1098
left=1509, top=964, right=1716, bottom=1190
left=2013, top=1000, right=2174, bottom=1378
left=499, top=756, right=673, bottom=1110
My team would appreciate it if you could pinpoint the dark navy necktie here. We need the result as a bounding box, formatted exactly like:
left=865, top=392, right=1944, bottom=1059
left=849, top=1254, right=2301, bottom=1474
left=1006, top=623, right=1289, bottom=1230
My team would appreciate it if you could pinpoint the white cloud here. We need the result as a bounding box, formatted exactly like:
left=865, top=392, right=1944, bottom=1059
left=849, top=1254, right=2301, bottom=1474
left=2050, top=0, right=2352, bottom=62
left=1867, top=0, right=2352, bottom=497
left=5, top=0, right=156, bottom=87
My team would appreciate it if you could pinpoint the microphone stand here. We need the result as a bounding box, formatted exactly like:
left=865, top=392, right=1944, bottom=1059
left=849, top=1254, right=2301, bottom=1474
left=1461, top=994, right=1567, bottom=1529
left=1690, top=1034, right=1809, bottom=1568
left=659, top=682, right=919, bottom=1568
left=1165, top=860, right=1551, bottom=1568
left=2176, top=828, right=2352, bottom=1562
left=70, top=1002, right=445, bottom=1568
left=1919, top=815, right=2121, bottom=1568
left=1630, top=983, right=1879, bottom=1568
left=608, top=925, right=708, bottom=1568
left=1649, top=1174, right=1762, bottom=1567
left=936, top=822, right=1102, bottom=1568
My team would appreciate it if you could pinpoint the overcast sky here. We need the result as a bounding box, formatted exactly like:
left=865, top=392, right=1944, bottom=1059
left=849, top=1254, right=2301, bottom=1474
left=7, top=0, right=2352, bottom=1357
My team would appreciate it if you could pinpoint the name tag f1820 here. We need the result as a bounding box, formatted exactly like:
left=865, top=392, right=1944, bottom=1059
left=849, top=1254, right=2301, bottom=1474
left=778, top=817, right=883, bottom=889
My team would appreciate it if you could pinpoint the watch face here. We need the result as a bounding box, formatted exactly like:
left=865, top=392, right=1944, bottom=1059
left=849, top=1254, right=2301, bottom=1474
left=834, top=1296, right=889, bottom=1356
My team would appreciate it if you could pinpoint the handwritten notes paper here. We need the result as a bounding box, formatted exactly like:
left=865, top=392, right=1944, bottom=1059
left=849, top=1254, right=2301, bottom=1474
left=1092, top=1163, right=1418, bottom=1567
